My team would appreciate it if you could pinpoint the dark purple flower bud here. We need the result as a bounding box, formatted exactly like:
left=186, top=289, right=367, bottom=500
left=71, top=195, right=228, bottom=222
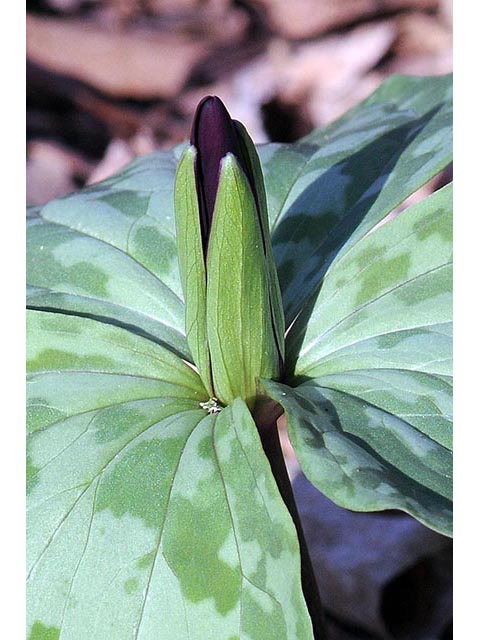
left=190, top=96, right=255, bottom=253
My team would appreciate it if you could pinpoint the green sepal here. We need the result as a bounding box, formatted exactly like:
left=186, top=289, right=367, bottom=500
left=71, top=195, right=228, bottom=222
left=174, top=146, right=214, bottom=396
left=206, top=154, right=281, bottom=408
left=234, top=121, right=286, bottom=365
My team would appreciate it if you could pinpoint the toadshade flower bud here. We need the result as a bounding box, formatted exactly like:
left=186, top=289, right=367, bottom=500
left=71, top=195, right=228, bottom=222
left=174, top=96, right=284, bottom=409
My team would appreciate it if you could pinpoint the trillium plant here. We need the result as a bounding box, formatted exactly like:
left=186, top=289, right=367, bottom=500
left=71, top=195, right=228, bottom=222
left=27, top=74, right=452, bottom=639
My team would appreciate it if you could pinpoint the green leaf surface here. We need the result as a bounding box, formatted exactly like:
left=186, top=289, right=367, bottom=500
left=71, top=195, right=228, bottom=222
left=27, top=314, right=313, bottom=640
left=262, top=184, right=453, bottom=535
left=27, top=148, right=190, bottom=359
left=291, top=184, right=452, bottom=378
left=259, top=74, right=452, bottom=325
left=27, top=310, right=206, bottom=401
left=262, top=377, right=452, bottom=536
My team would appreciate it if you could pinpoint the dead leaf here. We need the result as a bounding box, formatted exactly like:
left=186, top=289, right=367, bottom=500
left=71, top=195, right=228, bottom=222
left=384, top=50, right=452, bottom=76
left=311, top=72, right=385, bottom=127
left=146, top=0, right=229, bottom=15
left=27, top=14, right=207, bottom=98
left=87, top=138, right=135, bottom=184
left=179, top=21, right=396, bottom=141
left=279, top=22, right=396, bottom=102
left=250, top=0, right=438, bottom=40
left=440, top=0, right=453, bottom=27
left=45, top=0, right=84, bottom=11
left=394, top=12, right=452, bottom=56
left=277, top=413, right=300, bottom=479
left=27, top=141, right=91, bottom=205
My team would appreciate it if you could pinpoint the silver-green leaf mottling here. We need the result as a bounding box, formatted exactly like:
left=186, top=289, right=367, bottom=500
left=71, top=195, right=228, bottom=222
left=27, top=342, right=313, bottom=639
left=261, top=73, right=452, bottom=325
left=261, top=184, right=453, bottom=536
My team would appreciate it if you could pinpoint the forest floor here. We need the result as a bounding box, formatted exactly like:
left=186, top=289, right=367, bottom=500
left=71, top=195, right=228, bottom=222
left=27, top=0, right=452, bottom=206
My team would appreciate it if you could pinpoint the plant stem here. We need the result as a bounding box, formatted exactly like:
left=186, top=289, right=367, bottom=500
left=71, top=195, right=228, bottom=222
left=254, top=402, right=327, bottom=640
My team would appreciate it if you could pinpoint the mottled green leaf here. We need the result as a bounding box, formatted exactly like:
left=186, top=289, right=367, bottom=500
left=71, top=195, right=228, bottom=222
left=27, top=310, right=206, bottom=403
left=27, top=148, right=189, bottom=359
left=262, top=184, right=453, bottom=535
left=291, top=184, right=452, bottom=378
left=262, top=377, right=452, bottom=536
left=28, top=75, right=452, bottom=358
left=259, top=74, right=452, bottom=325
left=27, top=351, right=313, bottom=640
